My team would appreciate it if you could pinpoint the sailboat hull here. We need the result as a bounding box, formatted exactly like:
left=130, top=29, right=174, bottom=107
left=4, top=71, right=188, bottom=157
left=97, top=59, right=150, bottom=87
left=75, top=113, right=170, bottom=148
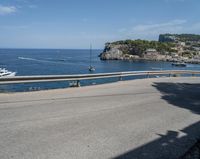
left=88, top=66, right=95, bottom=72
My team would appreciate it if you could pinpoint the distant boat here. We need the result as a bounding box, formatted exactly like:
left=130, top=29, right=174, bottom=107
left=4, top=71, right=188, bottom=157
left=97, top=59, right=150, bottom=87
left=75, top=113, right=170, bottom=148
left=172, top=62, right=187, bottom=67
left=88, top=44, right=95, bottom=72
left=0, top=68, right=16, bottom=77
left=57, top=59, right=66, bottom=62
left=89, top=65, right=95, bottom=72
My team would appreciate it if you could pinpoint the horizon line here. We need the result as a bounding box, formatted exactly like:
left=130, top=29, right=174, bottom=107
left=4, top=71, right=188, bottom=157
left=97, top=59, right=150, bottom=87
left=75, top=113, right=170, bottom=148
left=0, top=48, right=103, bottom=50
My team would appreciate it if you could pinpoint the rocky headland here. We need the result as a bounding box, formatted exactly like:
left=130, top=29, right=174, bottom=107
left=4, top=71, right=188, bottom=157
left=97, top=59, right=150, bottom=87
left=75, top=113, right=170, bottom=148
left=99, top=34, right=200, bottom=64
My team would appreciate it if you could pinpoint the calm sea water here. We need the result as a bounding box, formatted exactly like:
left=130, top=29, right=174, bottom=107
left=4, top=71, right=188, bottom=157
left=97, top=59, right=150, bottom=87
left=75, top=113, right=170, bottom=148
left=0, top=49, right=200, bottom=92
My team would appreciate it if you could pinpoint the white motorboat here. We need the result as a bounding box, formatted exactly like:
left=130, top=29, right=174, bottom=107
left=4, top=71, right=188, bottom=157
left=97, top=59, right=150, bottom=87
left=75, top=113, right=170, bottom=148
left=172, top=62, right=187, bottom=67
left=0, top=68, right=16, bottom=77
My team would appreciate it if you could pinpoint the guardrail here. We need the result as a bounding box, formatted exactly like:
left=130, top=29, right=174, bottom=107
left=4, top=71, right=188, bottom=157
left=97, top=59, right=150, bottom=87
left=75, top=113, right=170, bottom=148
left=0, top=70, right=200, bottom=86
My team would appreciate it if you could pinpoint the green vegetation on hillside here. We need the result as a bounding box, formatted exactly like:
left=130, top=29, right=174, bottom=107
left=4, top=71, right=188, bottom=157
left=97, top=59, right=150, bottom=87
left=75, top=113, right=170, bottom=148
left=107, top=39, right=175, bottom=55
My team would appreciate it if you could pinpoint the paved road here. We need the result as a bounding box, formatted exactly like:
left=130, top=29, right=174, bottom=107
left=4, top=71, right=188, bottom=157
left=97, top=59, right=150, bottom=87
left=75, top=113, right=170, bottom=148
left=0, top=77, right=200, bottom=159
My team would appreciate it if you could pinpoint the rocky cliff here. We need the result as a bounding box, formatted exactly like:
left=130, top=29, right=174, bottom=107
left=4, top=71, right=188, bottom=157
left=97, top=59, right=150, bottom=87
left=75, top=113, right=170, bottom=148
left=99, top=35, right=200, bottom=63
left=99, top=39, right=173, bottom=61
left=100, top=44, right=124, bottom=60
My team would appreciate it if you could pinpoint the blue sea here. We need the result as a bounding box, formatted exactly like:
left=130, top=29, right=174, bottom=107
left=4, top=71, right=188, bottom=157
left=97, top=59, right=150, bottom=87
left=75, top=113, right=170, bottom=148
left=0, top=49, right=200, bottom=92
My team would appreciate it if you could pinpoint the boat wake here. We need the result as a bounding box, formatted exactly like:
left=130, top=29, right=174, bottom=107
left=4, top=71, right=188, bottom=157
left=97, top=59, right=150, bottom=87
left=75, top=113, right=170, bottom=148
left=18, top=57, right=88, bottom=66
left=18, top=57, right=36, bottom=61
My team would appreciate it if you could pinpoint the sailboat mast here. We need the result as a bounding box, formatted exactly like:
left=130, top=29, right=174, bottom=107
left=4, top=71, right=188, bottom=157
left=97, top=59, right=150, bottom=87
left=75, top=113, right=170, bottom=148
left=90, top=44, right=92, bottom=67
left=88, top=43, right=95, bottom=72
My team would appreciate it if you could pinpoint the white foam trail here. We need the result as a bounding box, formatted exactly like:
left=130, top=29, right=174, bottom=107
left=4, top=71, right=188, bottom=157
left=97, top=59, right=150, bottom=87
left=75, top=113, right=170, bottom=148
left=18, top=57, right=36, bottom=60
left=18, top=57, right=88, bottom=66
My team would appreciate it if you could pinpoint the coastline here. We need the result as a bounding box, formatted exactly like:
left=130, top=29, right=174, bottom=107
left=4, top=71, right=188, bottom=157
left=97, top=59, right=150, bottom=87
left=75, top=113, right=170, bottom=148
left=99, top=47, right=200, bottom=64
left=99, top=54, right=200, bottom=64
left=99, top=34, right=200, bottom=64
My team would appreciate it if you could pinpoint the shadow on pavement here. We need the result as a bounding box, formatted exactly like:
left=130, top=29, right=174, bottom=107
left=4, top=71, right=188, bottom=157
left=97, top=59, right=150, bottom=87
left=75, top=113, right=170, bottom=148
left=113, top=82, right=200, bottom=159
left=114, top=121, right=200, bottom=159
left=152, top=82, right=200, bottom=115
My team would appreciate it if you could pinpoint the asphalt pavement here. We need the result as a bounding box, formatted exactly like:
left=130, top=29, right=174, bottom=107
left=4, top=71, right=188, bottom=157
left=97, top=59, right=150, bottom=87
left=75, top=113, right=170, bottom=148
left=0, top=77, right=200, bottom=159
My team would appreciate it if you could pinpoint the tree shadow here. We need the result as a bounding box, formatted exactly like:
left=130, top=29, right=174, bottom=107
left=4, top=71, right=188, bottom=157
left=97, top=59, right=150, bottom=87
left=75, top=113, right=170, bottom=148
left=113, top=82, right=200, bottom=159
left=152, top=82, right=200, bottom=115
left=114, top=121, right=200, bottom=159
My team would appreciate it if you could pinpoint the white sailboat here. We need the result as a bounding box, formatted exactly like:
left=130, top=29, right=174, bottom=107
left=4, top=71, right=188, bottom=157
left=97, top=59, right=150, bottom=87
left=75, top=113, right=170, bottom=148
left=88, top=44, right=95, bottom=72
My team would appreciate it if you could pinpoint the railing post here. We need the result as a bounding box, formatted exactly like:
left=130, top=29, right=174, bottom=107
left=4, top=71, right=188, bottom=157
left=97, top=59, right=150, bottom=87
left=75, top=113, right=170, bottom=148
left=169, top=73, right=171, bottom=77
left=147, top=73, right=149, bottom=78
left=119, top=73, right=122, bottom=81
left=76, top=80, right=80, bottom=87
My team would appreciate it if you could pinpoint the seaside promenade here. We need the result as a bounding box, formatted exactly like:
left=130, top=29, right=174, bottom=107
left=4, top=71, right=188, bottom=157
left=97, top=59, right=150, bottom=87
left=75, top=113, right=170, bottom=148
left=0, top=77, right=200, bottom=159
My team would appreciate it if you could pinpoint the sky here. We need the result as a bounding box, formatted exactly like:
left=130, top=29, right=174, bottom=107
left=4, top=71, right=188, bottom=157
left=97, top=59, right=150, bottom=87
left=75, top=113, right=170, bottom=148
left=0, top=0, right=200, bottom=49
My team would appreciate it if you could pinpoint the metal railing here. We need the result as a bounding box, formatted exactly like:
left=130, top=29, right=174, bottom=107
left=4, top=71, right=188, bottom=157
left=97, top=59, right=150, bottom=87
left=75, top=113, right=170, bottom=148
left=0, top=70, right=200, bottom=86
